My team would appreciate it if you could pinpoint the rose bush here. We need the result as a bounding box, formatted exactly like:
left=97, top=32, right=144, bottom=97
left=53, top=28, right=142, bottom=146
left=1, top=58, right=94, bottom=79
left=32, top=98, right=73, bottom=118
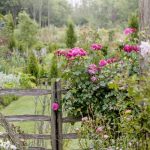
left=55, top=27, right=140, bottom=119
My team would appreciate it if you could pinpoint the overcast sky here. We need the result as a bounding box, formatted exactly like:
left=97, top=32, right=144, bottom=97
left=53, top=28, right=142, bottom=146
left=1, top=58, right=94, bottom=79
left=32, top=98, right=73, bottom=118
left=68, top=0, right=81, bottom=6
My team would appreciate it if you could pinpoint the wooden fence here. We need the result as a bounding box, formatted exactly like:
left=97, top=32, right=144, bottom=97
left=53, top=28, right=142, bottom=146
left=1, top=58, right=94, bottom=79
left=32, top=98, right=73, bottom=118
left=0, top=79, right=81, bottom=150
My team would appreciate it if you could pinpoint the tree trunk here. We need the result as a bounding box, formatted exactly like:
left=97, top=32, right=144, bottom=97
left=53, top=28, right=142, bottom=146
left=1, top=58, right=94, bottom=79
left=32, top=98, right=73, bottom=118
left=48, top=0, right=50, bottom=27
left=139, top=0, right=150, bottom=74
left=139, top=0, right=150, bottom=35
left=39, top=0, right=43, bottom=27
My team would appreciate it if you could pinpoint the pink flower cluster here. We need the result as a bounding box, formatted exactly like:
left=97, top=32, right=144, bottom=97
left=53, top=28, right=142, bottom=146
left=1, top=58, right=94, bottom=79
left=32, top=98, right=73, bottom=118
left=55, top=48, right=87, bottom=60
left=88, top=64, right=98, bottom=75
left=91, top=43, right=103, bottom=50
left=124, top=28, right=136, bottom=35
left=123, top=45, right=139, bottom=53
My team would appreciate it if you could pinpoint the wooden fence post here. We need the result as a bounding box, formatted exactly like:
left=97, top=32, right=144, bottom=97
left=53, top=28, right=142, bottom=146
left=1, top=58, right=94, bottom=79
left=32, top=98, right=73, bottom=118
left=51, top=79, right=63, bottom=150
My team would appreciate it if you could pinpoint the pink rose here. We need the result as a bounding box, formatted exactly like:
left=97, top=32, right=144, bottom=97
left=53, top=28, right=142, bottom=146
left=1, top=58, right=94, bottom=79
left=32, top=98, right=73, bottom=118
left=132, top=45, right=140, bottom=52
left=123, top=45, right=132, bottom=53
left=123, top=45, right=139, bottom=53
left=91, top=76, right=97, bottom=82
left=91, top=43, right=103, bottom=51
left=103, top=134, right=109, bottom=139
left=125, top=109, right=132, bottom=114
left=82, top=117, right=88, bottom=122
left=88, top=64, right=98, bottom=75
left=66, top=47, right=87, bottom=59
left=107, top=57, right=118, bottom=64
left=124, top=28, right=136, bottom=35
left=55, top=49, right=67, bottom=56
left=99, top=60, right=107, bottom=67
left=96, top=126, right=104, bottom=133
left=52, top=102, right=59, bottom=111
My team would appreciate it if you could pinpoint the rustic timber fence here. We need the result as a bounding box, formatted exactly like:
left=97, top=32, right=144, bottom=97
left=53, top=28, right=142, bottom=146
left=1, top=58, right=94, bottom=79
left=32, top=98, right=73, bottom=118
left=0, top=79, right=81, bottom=150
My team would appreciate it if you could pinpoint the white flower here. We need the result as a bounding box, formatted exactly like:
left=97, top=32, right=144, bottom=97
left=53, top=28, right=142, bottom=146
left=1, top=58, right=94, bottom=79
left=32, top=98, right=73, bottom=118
left=0, top=72, right=20, bottom=88
left=0, top=139, right=16, bottom=150
left=10, top=145, right=17, bottom=150
left=140, top=41, right=150, bottom=58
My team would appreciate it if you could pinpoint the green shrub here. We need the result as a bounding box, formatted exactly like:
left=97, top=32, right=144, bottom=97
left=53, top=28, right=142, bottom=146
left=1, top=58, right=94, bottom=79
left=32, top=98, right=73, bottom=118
left=48, top=55, right=58, bottom=80
left=65, top=22, right=77, bottom=48
left=0, top=96, right=18, bottom=110
left=15, top=11, right=38, bottom=50
left=27, top=52, right=39, bottom=79
left=19, top=73, right=36, bottom=88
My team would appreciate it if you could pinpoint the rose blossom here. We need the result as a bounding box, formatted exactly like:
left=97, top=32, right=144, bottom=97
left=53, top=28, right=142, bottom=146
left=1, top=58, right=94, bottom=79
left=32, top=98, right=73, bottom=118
left=91, top=76, right=97, bottom=82
left=123, top=45, right=139, bottom=53
left=66, top=47, right=87, bottom=59
left=99, top=60, right=107, bottom=67
left=125, top=109, right=132, bottom=114
left=107, top=57, right=118, bottom=64
left=91, top=43, right=103, bottom=50
left=96, top=126, right=104, bottom=133
left=82, top=117, right=88, bottom=122
left=123, top=45, right=132, bottom=53
left=52, top=102, right=59, bottom=111
left=88, top=64, right=98, bottom=75
left=103, top=134, right=109, bottom=139
left=55, top=49, right=67, bottom=56
left=124, top=28, right=136, bottom=35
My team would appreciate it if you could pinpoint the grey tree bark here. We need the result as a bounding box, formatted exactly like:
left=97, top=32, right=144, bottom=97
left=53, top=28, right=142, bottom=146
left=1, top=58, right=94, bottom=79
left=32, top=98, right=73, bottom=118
left=139, top=0, right=150, bottom=35
left=139, top=0, right=150, bottom=74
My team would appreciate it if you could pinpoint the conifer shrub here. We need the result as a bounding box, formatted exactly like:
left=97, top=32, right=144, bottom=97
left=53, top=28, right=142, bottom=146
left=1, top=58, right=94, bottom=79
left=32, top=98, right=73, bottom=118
left=27, top=52, right=39, bottom=79
left=65, top=22, right=77, bottom=48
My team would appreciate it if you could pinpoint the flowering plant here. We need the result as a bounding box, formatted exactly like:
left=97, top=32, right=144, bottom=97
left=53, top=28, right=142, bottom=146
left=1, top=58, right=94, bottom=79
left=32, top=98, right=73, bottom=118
left=56, top=29, right=139, bottom=118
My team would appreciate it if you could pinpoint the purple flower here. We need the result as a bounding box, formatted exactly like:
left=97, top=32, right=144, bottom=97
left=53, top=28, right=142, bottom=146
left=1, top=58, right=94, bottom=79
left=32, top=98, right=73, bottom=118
left=106, top=57, right=118, bottom=64
left=123, top=45, right=132, bottom=53
left=88, top=64, right=98, bottom=75
left=52, top=102, right=59, bottom=111
left=124, top=28, right=136, bottom=35
left=91, top=76, right=97, bottom=82
left=91, top=43, right=103, bottom=51
left=99, top=60, right=107, bottom=67
left=96, top=126, right=104, bottom=133
left=123, top=45, right=139, bottom=53
left=66, top=47, right=87, bottom=59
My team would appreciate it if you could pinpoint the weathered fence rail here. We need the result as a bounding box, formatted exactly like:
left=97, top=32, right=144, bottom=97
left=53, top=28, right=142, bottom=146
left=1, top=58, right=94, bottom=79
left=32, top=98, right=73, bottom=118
left=0, top=88, right=68, bottom=96
left=4, top=115, right=81, bottom=122
left=0, top=133, right=78, bottom=140
left=0, top=80, right=80, bottom=150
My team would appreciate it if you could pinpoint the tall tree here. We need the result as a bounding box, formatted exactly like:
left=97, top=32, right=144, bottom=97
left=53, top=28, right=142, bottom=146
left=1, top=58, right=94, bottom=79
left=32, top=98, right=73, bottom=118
left=139, top=0, right=150, bottom=35
left=139, top=0, right=150, bottom=74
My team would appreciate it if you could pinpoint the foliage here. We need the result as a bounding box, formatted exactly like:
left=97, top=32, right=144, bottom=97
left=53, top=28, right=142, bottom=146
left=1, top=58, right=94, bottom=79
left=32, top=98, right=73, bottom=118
left=0, top=95, right=18, bottom=110
left=57, top=28, right=139, bottom=118
left=19, top=73, right=36, bottom=88
left=48, top=55, right=58, bottom=80
left=26, top=51, right=39, bottom=79
left=65, top=22, right=77, bottom=48
left=15, top=11, right=38, bottom=50
left=1, top=13, right=16, bottom=50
